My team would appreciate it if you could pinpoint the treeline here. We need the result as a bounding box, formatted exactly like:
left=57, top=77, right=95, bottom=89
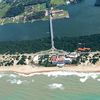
left=0, top=37, right=51, bottom=54
left=55, top=34, right=100, bottom=51
left=26, top=11, right=45, bottom=20
left=5, top=0, right=48, bottom=6
left=0, top=34, right=100, bottom=54
left=4, top=4, right=25, bottom=17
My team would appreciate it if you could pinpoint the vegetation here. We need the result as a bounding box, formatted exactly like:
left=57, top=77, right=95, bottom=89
left=50, top=0, right=66, bottom=6
left=0, top=0, right=83, bottom=19
left=0, top=34, right=100, bottom=54
left=0, top=0, right=68, bottom=23
left=74, top=52, right=100, bottom=65
left=0, top=0, right=47, bottom=19
left=17, top=55, right=27, bottom=65
left=39, top=54, right=53, bottom=67
left=0, top=2, right=10, bottom=17
left=4, top=4, right=25, bottom=17
left=0, top=0, right=65, bottom=18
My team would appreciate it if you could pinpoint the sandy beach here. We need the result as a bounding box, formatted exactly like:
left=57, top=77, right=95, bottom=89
left=0, top=65, right=100, bottom=75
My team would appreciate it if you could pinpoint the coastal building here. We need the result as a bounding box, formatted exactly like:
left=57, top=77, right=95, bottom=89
left=45, top=10, right=49, bottom=16
left=45, top=9, right=69, bottom=18
left=66, top=52, right=80, bottom=59
left=51, top=55, right=58, bottom=65
left=51, top=55, right=73, bottom=66
left=77, top=48, right=91, bottom=52
left=54, top=55, right=65, bottom=67
left=51, top=10, right=64, bottom=16
left=45, top=9, right=64, bottom=16
left=33, top=55, right=39, bottom=64
left=25, top=58, right=29, bottom=65
left=66, top=1, right=70, bottom=5
left=64, top=57, right=72, bottom=64
left=77, top=48, right=91, bottom=54
left=13, top=59, right=18, bottom=66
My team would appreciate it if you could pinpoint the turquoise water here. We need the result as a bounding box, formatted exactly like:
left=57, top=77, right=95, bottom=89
left=0, top=0, right=100, bottom=41
left=0, top=72, right=100, bottom=100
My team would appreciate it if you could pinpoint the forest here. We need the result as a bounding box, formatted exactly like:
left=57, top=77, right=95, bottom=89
left=0, top=34, right=100, bottom=54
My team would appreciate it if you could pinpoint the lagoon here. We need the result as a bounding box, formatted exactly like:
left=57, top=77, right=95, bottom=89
left=0, top=0, right=100, bottom=41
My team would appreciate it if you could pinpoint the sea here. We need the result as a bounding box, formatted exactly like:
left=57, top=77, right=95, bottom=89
left=0, top=72, right=100, bottom=100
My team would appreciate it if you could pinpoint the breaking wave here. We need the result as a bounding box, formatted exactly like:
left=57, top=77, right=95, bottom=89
left=7, top=79, right=23, bottom=84
left=42, top=71, right=100, bottom=83
left=1, top=71, right=100, bottom=84
left=48, top=83, right=64, bottom=90
left=9, top=74, right=18, bottom=78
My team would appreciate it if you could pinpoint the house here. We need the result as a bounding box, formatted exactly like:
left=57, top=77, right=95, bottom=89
left=66, top=52, right=79, bottom=59
left=51, top=10, right=64, bottom=16
left=51, top=55, right=65, bottom=66
left=77, top=48, right=91, bottom=52
left=33, top=55, right=39, bottom=64
left=64, top=57, right=72, bottom=64
left=45, top=9, right=65, bottom=17
left=51, top=55, right=58, bottom=65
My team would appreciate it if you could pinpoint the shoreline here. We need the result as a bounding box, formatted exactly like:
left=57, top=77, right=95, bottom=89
left=0, top=65, right=100, bottom=76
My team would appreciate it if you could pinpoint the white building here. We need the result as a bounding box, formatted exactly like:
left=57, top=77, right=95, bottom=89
left=33, top=55, right=39, bottom=64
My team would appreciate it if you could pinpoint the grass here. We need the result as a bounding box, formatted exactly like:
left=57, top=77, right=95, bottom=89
left=51, top=0, right=66, bottom=5
left=34, top=3, right=46, bottom=12
left=0, top=3, right=11, bottom=17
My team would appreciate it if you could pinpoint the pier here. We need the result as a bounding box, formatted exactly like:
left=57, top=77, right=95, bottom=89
left=49, top=8, right=56, bottom=51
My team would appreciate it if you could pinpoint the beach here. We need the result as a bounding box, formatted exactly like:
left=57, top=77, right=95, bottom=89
left=0, top=65, right=100, bottom=75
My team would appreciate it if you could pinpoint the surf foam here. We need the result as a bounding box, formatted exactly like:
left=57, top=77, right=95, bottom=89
left=48, top=83, right=64, bottom=90
left=9, top=74, right=17, bottom=78
left=42, top=71, right=100, bottom=83
left=7, top=79, right=23, bottom=84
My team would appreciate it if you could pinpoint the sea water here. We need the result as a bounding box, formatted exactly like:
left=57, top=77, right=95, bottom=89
left=0, top=72, right=100, bottom=100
